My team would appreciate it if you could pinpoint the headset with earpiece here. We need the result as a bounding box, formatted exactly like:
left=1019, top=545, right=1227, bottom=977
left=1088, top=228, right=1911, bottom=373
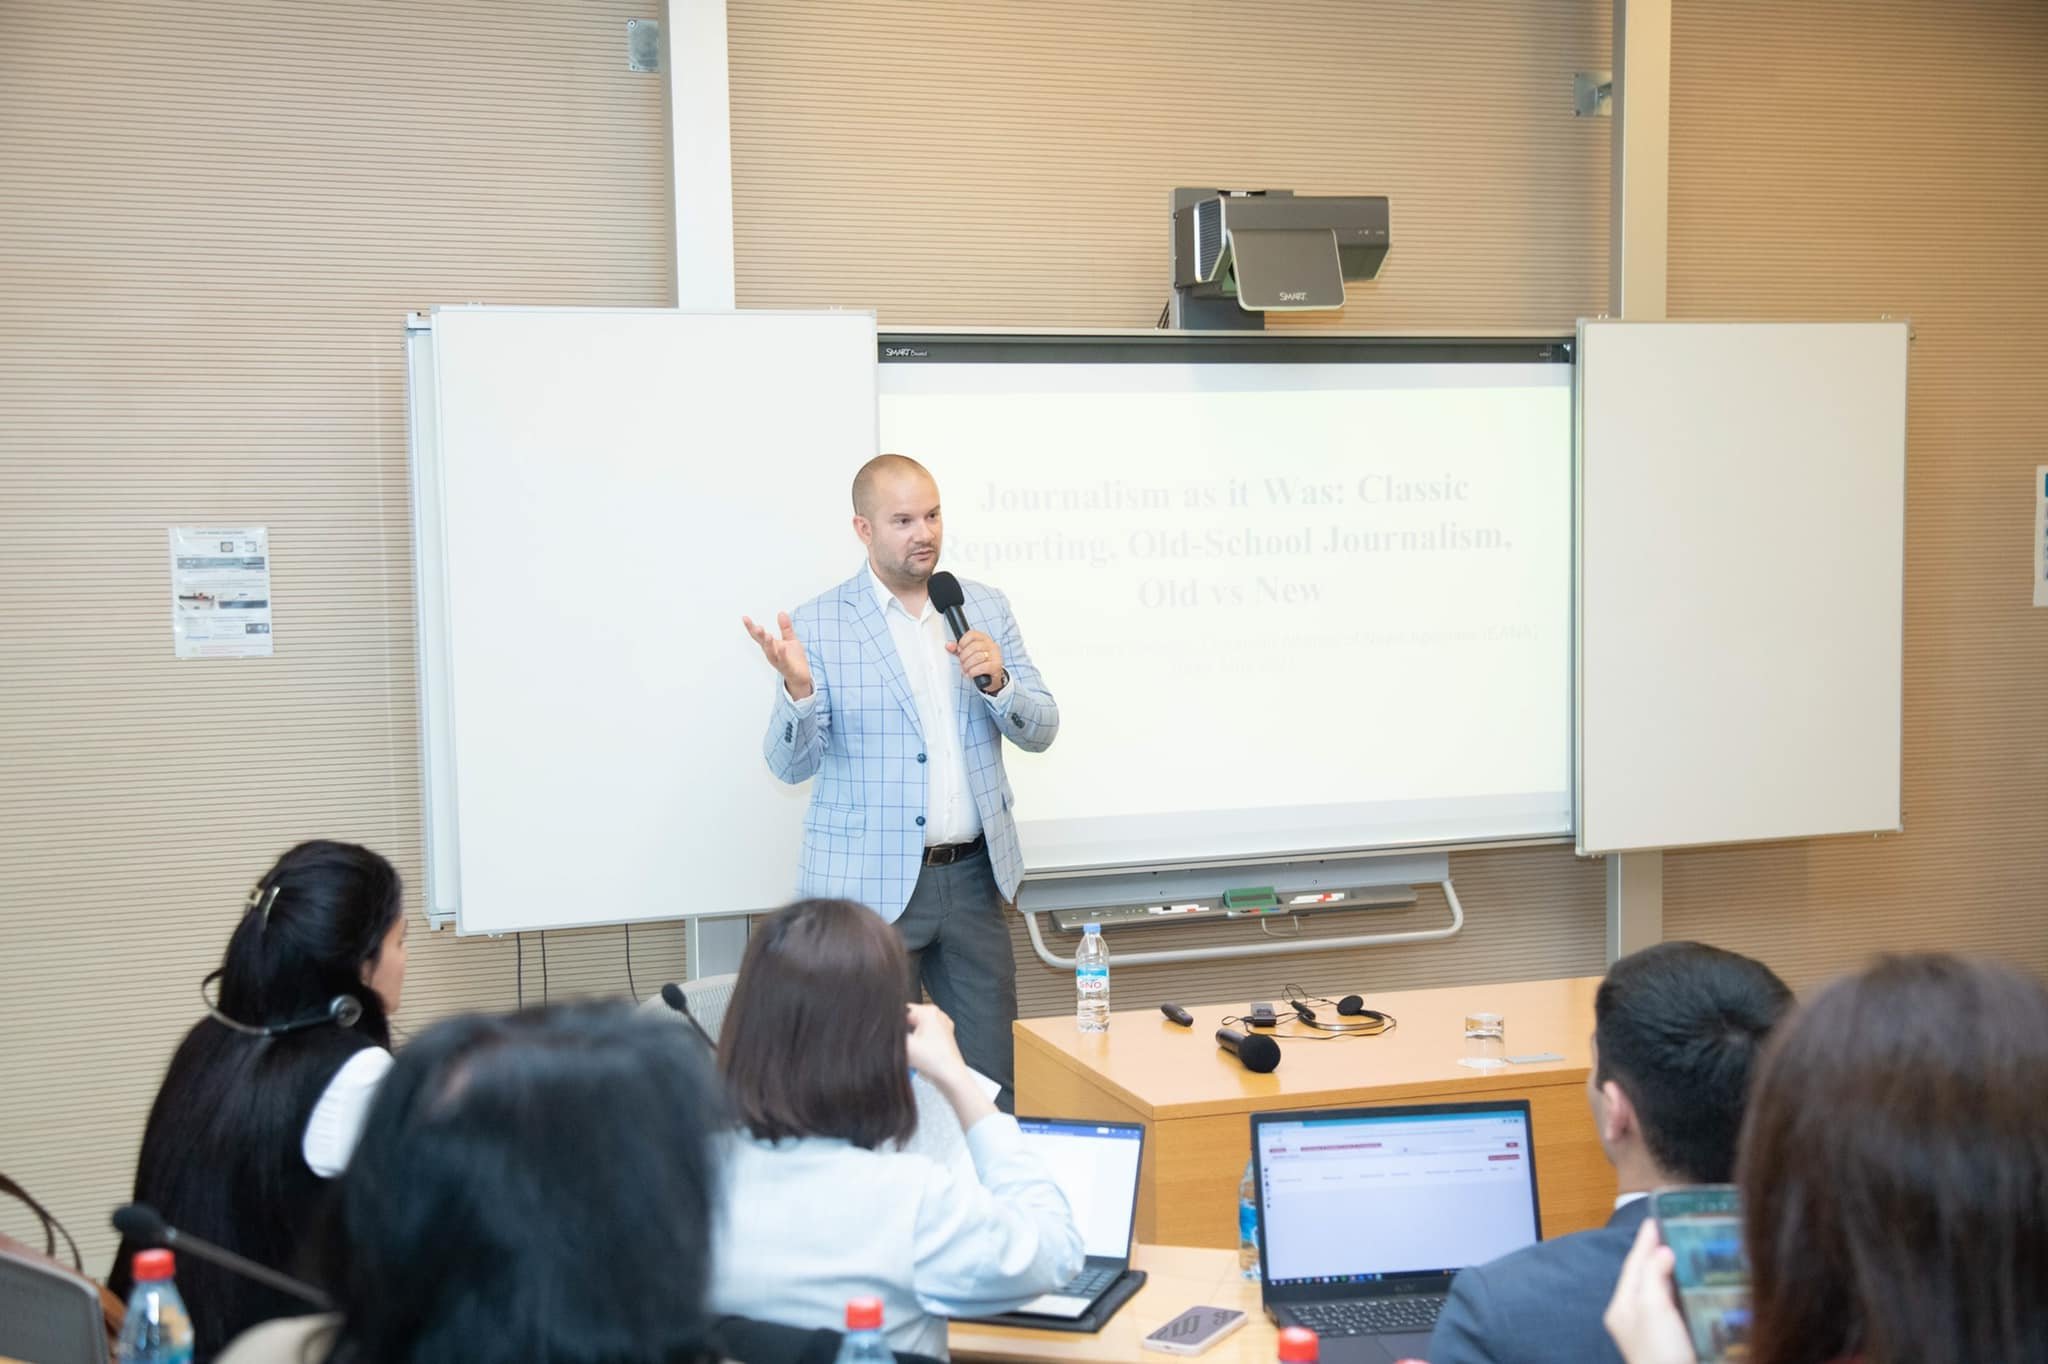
left=1281, top=983, right=1396, bottom=1036
left=199, top=966, right=364, bottom=1032
left=195, top=878, right=366, bottom=1037
left=200, top=970, right=364, bottom=1037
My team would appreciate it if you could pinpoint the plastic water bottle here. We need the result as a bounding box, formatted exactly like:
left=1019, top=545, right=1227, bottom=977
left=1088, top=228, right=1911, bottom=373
left=1074, top=922, right=1110, bottom=1032
left=834, top=1296, right=892, bottom=1364
left=1239, top=1157, right=1262, bottom=1278
left=1278, top=1325, right=1320, bottom=1363
left=117, top=1249, right=195, bottom=1364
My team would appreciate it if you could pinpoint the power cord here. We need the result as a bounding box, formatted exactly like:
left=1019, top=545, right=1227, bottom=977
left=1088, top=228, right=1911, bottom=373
left=1216, top=1011, right=1387, bottom=1042
left=624, top=922, right=640, bottom=1002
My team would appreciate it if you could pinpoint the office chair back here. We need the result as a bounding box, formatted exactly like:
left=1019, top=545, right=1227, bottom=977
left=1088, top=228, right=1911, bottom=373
left=638, top=972, right=739, bottom=1042
left=0, top=1242, right=109, bottom=1364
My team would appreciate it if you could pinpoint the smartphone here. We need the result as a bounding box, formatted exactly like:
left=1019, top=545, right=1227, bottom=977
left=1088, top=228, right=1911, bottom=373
left=1140, top=1305, right=1247, bottom=1356
left=1648, top=1186, right=1751, bottom=1363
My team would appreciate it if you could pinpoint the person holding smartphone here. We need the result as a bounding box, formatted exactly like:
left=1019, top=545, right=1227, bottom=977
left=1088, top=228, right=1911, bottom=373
left=1605, top=954, right=2048, bottom=1364
left=1427, top=943, right=1791, bottom=1364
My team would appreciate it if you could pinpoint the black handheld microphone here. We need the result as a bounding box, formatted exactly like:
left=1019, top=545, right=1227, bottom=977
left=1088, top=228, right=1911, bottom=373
left=112, top=1204, right=331, bottom=1308
left=925, top=571, right=993, bottom=692
left=1216, top=1027, right=1282, bottom=1074
left=1160, top=1002, right=1195, bottom=1027
left=660, top=983, right=717, bottom=1051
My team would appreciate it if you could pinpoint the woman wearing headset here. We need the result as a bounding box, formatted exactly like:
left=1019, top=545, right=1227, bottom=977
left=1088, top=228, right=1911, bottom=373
left=109, top=839, right=408, bottom=1362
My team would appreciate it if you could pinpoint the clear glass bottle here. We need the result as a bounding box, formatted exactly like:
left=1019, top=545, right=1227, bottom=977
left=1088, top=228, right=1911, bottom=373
left=1074, top=922, right=1110, bottom=1032
left=116, top=1249, right=195, bottom=1364
left=1239, top=1156, right=1262, bottom=1278
left=833, top=1296, right=892, bottom=1363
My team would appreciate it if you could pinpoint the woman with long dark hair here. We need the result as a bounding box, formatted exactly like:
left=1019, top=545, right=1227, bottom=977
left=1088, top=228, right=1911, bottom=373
left=707, top=898, right=1082, bottom=1359
left=216, top=1002, right=727, bottom=1364
left=110, top=840, right=408, bottom=1361
left=1605, top=953, right=2048, bottom=1364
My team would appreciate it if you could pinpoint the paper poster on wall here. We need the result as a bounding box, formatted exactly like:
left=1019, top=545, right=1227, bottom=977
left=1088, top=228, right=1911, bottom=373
left=169, top=526, right=273, bottom=658
left=2036, top=467, right=2047, bottom=608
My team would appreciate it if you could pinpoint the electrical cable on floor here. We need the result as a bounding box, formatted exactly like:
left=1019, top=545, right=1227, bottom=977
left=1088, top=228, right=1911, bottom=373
left=624, top=922, right=640, bottom=1002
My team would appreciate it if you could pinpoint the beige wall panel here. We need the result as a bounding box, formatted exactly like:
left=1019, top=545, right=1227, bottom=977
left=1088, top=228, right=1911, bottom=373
left=0, top=0, right=676, bottom=1266
left=728, top=0, right=1613, bottom=332
left=727, top=0, right=1619, bottom=1040
left=1662, top=0, right=2048, bottom=988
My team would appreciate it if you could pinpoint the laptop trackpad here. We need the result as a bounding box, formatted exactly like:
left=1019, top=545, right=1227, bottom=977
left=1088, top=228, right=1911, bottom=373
left=1320, top=1332, right=1436, bottom=1364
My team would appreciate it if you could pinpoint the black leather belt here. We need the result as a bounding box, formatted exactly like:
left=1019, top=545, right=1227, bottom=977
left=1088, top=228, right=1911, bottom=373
left=922, top=834, right=987, bottom=867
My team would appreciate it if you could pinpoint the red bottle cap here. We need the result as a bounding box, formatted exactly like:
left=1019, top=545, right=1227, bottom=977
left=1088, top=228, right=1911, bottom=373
left=845, top=1296, right=883, bottom=1331
left=133, top=1249, right=176, bottom=1282
left=1278, top=1325, right=1319, bottom=1362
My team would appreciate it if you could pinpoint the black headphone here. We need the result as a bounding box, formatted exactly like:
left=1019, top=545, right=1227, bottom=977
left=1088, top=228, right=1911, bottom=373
left=200, top=970, right=363, bottom=1038
left=1282, top=984, right=1396, bottom=1036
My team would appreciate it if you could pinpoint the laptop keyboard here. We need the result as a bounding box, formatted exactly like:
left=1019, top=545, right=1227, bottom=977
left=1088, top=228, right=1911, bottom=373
left=1055, top=1264, right=1122, bottom=1298
left=1289, top=1296, right=1445, bottom=1337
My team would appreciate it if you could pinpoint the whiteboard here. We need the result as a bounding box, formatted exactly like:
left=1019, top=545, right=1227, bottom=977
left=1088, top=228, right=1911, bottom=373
left=1576, top=321, right=1907, bottom=855
left=411, top=308, right=877, bottom=933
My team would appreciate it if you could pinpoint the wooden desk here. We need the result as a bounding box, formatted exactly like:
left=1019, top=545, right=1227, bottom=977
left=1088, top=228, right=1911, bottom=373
left=952, top=1245, right=1266, bottom=1363
left=1014, top=975, right=1613, bottom=1248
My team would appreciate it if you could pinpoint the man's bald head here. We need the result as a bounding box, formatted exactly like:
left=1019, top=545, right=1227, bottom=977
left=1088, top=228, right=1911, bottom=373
left=852, top=454, right=933, bottom=519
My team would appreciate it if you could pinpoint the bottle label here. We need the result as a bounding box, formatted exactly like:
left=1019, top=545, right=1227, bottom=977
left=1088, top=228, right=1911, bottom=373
left=1240, top=1197, right=1259, bottom=1241
left=1076, top=964, right=1108, bottom=990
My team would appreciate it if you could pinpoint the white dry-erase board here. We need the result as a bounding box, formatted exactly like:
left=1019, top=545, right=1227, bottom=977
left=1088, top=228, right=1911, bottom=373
left=408, top=307, right=877, bottom=934
left=1575, top=320, right=1908, bottom=855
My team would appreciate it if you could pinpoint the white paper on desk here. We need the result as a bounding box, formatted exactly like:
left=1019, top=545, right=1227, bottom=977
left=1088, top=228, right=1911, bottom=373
left=898, top=1066, right=1002, bottom=1180
left=170, top=527, right=274, bottom=658
left=2035, top=467, right=2047, bottom=608
left=1006, top=1291, right=1094, bottom=1319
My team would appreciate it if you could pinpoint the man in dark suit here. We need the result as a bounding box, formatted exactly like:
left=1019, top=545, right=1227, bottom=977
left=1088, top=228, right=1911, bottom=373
left=1426, top=942, right=1793, bottom=1364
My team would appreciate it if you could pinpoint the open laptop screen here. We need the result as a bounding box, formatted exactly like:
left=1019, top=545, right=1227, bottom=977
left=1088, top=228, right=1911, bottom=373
left=1016, top=1118, right=1144, bottom=1259
left=1256, top=1105, right=1539, bottom=1288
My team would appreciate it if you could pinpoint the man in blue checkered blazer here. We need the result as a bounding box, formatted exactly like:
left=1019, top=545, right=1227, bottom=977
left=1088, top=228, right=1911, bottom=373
left=744, top=454, right=1058, bottom=1107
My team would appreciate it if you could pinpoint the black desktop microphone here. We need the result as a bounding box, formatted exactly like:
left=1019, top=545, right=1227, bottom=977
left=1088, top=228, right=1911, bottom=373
left=925, top=571, right=994, bottom=692
left=112, top=1204, right=330, bottom=1308
left=1216, top=1026, right=1282, bottom=1074
left=660, top=983, right=717, bottom=1050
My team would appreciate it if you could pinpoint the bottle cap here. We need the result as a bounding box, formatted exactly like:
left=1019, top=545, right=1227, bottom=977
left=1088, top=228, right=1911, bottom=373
left=1278, top=1325, right=1319, bottom=1362
left=1083, top=922, right=1101, bottom=934
left=133, top=1249, right=176, bottom=1282
left=845, top=1296, right=883, bottom=1331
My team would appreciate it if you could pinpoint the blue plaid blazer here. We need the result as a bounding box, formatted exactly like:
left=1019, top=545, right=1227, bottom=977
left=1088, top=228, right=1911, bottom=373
left=763, top=567, right=1058, bottom=921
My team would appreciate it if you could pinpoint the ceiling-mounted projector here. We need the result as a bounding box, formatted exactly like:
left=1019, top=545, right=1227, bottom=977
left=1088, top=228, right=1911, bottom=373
left=1169, top=188, right=1390, bottom=329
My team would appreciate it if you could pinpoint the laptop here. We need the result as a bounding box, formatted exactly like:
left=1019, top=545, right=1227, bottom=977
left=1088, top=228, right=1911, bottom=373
left=957, top=1116, right=1148, bottom=1332
left=1253, top=1100, right=1543, bottom=1364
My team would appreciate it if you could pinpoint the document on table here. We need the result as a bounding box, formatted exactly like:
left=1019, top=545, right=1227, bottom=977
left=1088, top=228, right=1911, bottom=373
left=170, top=526, right=274, bottom=658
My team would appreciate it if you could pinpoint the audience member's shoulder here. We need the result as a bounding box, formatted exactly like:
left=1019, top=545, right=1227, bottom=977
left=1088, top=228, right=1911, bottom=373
left=732, top=1127, right=940, bottom=1176
left=215, top=1313, right=339, bottom=1364
left=1461, top=1211, right=1646, bottom=1299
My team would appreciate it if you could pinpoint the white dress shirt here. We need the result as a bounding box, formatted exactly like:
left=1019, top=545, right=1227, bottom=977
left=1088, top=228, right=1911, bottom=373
left=707, top=1112, right=1084, bottom=1359
left=300, top=1047, right=392, bottom=1177
left=868, top=565, right=982, bottom=846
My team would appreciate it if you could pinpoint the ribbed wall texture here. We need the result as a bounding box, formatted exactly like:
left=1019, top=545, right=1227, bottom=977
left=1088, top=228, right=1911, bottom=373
left=727, top=0, right=1615, bottom=332
left=0, top=1, right=680, bottom=1267
left=13, top=0, right=2034, bottom=1287
left=1660, top=0, right=2048, bottom=986
left=723, top=0, right=1620, bottom=1023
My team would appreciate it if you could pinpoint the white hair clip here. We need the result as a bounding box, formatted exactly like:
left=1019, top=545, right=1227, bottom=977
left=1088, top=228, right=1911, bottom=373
left=247, top=882, right=282, bottom=927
